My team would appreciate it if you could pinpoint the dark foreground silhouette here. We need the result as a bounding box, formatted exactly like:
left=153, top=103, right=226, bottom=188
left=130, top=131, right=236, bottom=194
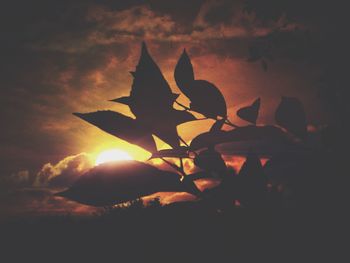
left=64, top=42, right=344, bottom=211
left=1, top=199, right=348, bottom=261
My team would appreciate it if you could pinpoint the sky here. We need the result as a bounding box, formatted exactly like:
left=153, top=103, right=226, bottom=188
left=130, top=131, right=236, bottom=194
left=0, top=0, right=346, bottom=217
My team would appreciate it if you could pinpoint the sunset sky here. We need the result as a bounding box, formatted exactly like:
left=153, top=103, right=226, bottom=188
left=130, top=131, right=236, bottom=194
left=0, top=0, right=346, bottom=217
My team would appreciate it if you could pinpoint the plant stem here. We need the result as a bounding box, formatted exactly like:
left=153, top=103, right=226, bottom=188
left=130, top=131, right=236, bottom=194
left=224, top=119, right=239, bottom=128
left=160, top=157, right=186, bottom=177
left=175, top=101, right=190, bottom=111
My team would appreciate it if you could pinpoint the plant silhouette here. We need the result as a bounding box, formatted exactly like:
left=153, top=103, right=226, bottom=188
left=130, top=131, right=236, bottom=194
left=237, top=98, right=261, bottom=124
left=64, top=42, right=312, bottom=208
left=174, top=49, right=227, bottom=119
left=109, top=42, right=195, bottom=148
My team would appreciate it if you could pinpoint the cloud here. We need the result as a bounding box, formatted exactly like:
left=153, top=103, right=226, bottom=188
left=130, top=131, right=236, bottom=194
left=86, top=5, right=177, bottom=43
left=83, top=1, right=287, bottom=47
left=35, top=153, right=94, bottom=188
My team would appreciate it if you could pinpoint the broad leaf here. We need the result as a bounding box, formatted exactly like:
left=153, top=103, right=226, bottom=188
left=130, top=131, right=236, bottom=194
left=174, top=50, right=227, bottom=119
left=73, top=111, right=156, bottom=152
left=237, top=152, right=268, bottom=207
left=237, top=98, right=260, bottom=124
left=275, top=97, right=307, bottom=139
left=57, top=161, right=183, bottom=206
left=130, top=42, right=175, bottom=109
left=188, top=80, right=227, bottom=119
left=174, top=49, right=195, bottom=97
left=190, top=125, right=293, bottom=151
left=110, top=42, right=181, bottom=123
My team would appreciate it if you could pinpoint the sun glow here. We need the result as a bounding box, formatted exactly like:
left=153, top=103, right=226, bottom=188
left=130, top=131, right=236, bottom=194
left=95, top=149, right=133, bottom=165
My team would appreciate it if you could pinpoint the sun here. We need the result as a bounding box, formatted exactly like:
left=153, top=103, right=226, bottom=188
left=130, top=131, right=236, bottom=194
left=95, top=149, right=133, bottom=165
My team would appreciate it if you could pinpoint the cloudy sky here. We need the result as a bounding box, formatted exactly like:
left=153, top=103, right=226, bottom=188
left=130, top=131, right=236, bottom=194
left=0, top=0, right=346, bottom=217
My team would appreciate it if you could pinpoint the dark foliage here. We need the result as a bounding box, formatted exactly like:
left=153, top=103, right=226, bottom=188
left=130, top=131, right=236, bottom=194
left=275, top=97, right=307, bottom=139
left=237, top=98, right=261, bottom=124
left=67, top=42, right=345, bottom=210
left=174, top=49, right=227, bottom=119
left=57, top=161, right=182, bottom=206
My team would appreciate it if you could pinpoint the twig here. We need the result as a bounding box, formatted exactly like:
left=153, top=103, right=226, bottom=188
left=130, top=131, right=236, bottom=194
left=224, top=119, right=239, bottom=128
left=160, top=157, right=186, bottom=177
left=178, top=135, right=189, bottom=147
left=175, top=101, right=190, bottom=111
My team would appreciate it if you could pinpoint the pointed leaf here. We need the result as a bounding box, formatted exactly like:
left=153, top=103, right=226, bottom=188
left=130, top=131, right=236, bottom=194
left=109, top=96, right=131, bottom=106
left=237, top=98, right=260, bottom=124
left=275, top=97, right=307, bottom=139
left=238, top=152, right=267, bottom=207
left=238, top=152, right=264, bottom=177
left=57, top=161, right=183, bottom=206
left=73, top=111, right=156, bottom=152
left=174, top=49, right=195, bottom=97
left=131, top=42, right=175, bottom=108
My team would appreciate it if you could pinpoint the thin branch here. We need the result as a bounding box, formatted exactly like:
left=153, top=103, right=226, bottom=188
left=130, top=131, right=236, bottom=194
left=178, top=135, right=189, bottom=147
left=224, top=119, right=239, bottom=128
left=175, top=101, right=190, bottom=111
left=160, top=157, right=186, bottom=177
left=180, top=157, right=184, bottom=172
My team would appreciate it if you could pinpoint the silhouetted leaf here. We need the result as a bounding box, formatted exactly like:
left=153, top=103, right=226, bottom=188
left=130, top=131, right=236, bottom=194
left=109, top=42, right=180, bottom=121
left=130, top=42, right=175, bottom=109
left=73, top=111, right=156, bottom=152
left=261, top=60, right=268, bottom=71
left=150, top=110, right=196, bottom=148
left=175, top=50, right=227, bottom=119
left=210, top=119, right=226, bottom=132
left=150, top=147, right=189, bottom=159
left=174, top=49, right=195, bottom=94
left=237, top=152, right=267, bottom=207
left=194, top=148, right=227, bottom=176
left=238, top=152, right=264, bottom=177
left=275, top=97, right=307, bottom=139
left=182, top=177, right=203, bottom=196
left=190, top=125, right=293, bottom=151
left=236, top=98, right=260, bottom=124
left=188, top=80, right=227, bottom=119
left=57, top=161, right=183, bottom=206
